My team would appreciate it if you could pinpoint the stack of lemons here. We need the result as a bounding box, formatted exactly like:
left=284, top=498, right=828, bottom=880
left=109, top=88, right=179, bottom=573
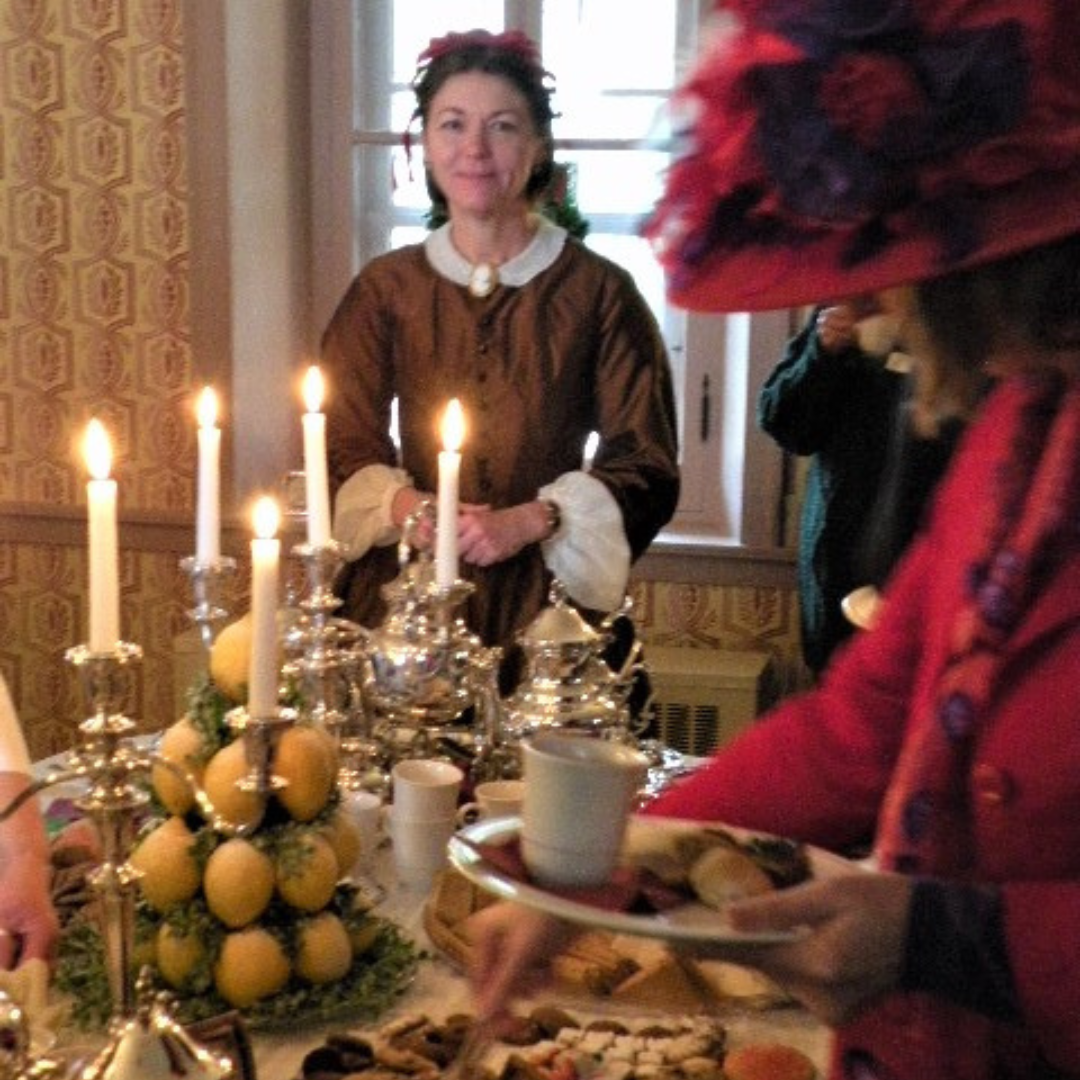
left=129, top=613, right=389, bottom=1013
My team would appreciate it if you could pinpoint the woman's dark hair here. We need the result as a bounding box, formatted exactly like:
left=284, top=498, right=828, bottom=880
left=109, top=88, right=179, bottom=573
left=411, top=31, right=557, bottom=212
left=918, top=231, right=1080, bottom=371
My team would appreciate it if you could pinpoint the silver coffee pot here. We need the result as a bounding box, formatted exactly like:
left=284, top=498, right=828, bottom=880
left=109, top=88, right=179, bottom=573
left=499, top=581, right=639, bottom=740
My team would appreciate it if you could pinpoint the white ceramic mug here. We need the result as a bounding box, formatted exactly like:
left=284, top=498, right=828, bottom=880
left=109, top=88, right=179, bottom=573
left=456, top=779, right=526, bottom=826
left=388, top=808, right=456, bottom=891
left=521, top=732, right=648, bottom=888
left=391, top=758, right=463, bottom=821
left=342, top=790, right=384, bottom=873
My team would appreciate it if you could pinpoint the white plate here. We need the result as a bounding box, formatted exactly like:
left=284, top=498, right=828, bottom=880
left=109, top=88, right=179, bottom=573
left=448, top=816, right=856, bottom=948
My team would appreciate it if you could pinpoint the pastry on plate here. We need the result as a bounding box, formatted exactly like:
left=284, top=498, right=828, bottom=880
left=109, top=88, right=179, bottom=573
left=688, top=845, right=775, bottom=910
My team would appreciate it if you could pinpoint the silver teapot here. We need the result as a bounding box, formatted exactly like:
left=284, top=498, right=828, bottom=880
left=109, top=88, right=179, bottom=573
left=358, top=515, right=481, bottom=729
left=500, top=581, right=639, bottom=739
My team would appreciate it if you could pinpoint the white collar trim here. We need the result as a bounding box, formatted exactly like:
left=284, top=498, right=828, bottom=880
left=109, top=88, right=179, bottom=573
left=425, top=216, right=567, bottom=292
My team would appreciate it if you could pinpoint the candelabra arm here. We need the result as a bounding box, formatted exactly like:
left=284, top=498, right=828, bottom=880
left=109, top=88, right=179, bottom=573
left=0, top=770, right=80, bottom=822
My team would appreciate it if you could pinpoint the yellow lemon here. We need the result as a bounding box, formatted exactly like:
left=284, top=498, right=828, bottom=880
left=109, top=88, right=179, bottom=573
left=208, top=613, right=253, bottom=702
left=213, top=927, right=290, bottom=1009
left=295, top=911, right=353, bottom=984
left=312, top=723, right=340, bottom=774
left=129, top=816, right=201, bottom=913
left=272, top=725, right=336, bottom=822
left=156, top=923, right=207, bottom=989
left=321, top=809, right=362, bottom=878
left=275, top=831, right=339, bottom=912
left=201, top=737, right=267, bottom=830
left=203, top=837, right=275, bottom=929
left=152, top=715, right=208, bottom=816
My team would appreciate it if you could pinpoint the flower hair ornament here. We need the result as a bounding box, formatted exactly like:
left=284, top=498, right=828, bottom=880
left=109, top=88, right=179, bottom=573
left=646, top=0, right=1080, bottom=313
left=414, top=28, right=546, bottom=76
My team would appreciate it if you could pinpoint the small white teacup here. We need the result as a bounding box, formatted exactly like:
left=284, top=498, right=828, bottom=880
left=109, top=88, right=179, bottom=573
left=391, top=758, right=463, bottom=821
left=456, top=779, right=526, bottom=826
left=341, top=790, right=384, bottom=873
left=388, top=808, right=456, bottom=891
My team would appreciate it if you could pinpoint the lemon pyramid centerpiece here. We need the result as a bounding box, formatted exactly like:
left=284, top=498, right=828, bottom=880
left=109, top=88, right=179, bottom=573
left=99, top=612, right=418, bottom=1028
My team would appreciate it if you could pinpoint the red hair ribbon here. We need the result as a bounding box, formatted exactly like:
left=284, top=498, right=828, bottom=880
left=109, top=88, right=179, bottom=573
left=416, top=29, right=543, bottom=72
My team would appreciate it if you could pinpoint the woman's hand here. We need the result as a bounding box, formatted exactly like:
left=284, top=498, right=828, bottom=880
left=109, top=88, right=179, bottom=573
left=815, top=305, right=860, bottom=354
left=0, top=773, right=60, bottom=969
left=467, top=902, right=576, bottom=1021
left=458, top=501, right=551, bottom=567
left=691, top=872, right=914, bottom=1027
left=0, top=855, right=58, bottom=968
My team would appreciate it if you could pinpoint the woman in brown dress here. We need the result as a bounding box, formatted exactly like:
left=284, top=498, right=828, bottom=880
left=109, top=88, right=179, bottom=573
left=321, top=30, right=679, bottom=671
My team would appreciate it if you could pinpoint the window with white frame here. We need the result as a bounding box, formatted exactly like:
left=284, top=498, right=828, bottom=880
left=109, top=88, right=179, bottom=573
left=310, top=0, right=791, bottom=556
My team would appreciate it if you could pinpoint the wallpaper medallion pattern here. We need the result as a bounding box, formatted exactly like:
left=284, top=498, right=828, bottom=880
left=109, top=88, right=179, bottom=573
left=0, top=0, right=195, bottom=757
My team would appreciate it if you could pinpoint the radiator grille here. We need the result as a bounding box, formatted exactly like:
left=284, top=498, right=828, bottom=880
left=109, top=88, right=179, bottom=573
left=650, top=700, right=728, bottom=757
left=645, top=647, right=769, bottom=756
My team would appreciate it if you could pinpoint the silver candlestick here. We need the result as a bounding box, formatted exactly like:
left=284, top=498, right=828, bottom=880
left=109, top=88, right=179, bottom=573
left=224, top=702, right=294, bottom=808
left=0, top=641, right=235, bottom=1080
left=282, top=540, right=377, bottom=790
left=178, top=555, right=238, bottom=650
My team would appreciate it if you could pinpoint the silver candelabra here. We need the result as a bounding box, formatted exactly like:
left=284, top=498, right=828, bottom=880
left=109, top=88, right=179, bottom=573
left=0, top=636, right=236, bottom=1080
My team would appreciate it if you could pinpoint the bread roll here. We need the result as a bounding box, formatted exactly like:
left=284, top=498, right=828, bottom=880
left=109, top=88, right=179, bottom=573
left=688, top=845, right=774, bottom=909
left=620, top=821, right=717, bottom=886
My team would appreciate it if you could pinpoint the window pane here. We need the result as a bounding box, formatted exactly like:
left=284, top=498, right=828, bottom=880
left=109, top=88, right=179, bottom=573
left=391, top=225, right=428, bottom=248
left=543, top=0, right=678, bottom=87
left=392, top=1, right=504, bottom=83
left=553, top=92, right=670, bottom=143
left=558, top=148, right=667, bottom=218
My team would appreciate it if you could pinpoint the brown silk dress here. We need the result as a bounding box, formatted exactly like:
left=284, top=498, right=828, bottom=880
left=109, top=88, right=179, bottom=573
left=321, top=236, right=680, bottom=655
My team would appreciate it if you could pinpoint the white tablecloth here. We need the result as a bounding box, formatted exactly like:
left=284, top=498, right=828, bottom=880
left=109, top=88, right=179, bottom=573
left=34, top=748, right=831, bottom=1080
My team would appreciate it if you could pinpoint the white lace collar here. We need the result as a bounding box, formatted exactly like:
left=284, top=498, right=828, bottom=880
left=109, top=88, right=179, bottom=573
left=424, top=216, right=567, bottom=296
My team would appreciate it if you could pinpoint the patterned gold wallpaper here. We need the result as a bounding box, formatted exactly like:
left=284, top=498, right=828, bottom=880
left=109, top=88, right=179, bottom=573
left=0, top=0, right=198, bottom=757
left=0, top=0, right=809, bottom=762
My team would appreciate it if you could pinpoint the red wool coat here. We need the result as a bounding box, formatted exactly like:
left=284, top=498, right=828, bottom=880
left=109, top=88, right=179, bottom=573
left=646, top=377, right=1080, bottom=1079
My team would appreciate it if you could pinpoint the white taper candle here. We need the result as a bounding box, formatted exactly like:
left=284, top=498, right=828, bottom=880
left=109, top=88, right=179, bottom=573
left=84, top=419, right=120, bottom=652
left=196, top=386, right=221, bottom=563
left=301, top=366, right=332, bottom=547
left=248, top=497, right=281, bottom=716
left=436, top=398, right=465, bottom=589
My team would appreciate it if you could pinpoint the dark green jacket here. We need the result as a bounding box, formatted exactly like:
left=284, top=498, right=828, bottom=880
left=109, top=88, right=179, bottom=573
left=758, top=311, right=907, bottom=672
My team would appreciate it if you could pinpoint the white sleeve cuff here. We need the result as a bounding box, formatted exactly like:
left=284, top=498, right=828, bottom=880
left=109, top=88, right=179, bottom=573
left=0, top=676, right=31, bottom=775
left=332, top=464, right=414, bottom=561
left=539, top=471, right=630, bottom=612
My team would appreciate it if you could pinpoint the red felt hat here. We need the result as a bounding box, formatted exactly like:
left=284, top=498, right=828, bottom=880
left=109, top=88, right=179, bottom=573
left=645, top=1, right=1080, bottom=313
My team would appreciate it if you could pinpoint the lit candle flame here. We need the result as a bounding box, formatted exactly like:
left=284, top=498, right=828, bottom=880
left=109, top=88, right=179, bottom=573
left=303, top=365, right=325, bottom=414
left=441, top=398, right=465, bottom=453
left=252, top=496, right=280, bottom=540
left=84, top=419, right=112, bottom=481
left=197, top=386, right=218, bottom=429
